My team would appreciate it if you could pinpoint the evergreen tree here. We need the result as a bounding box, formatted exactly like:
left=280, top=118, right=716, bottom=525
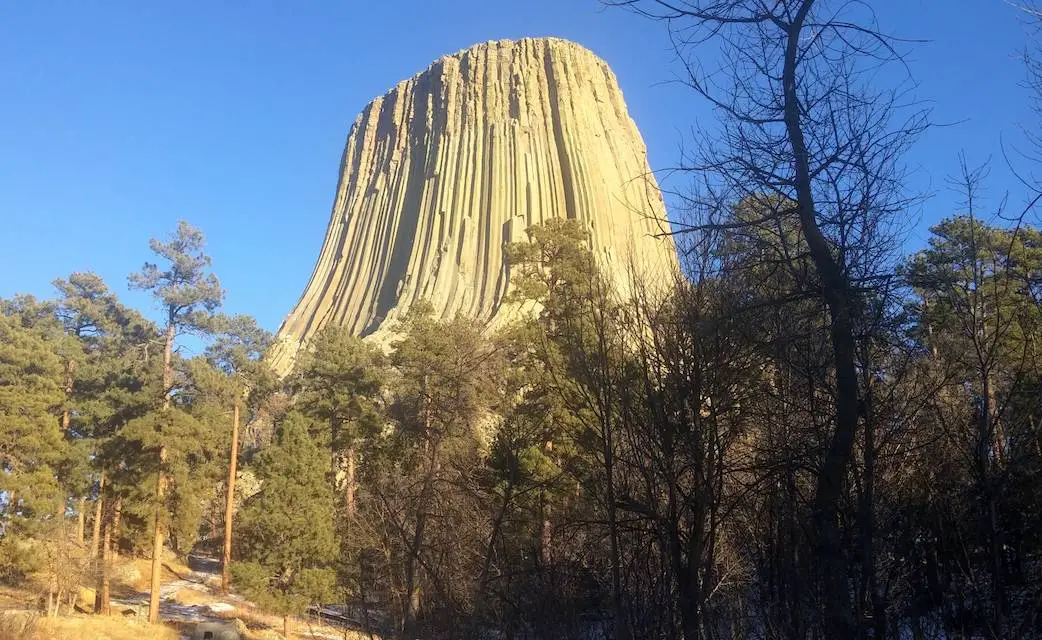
left=205, top=314, right=273, bottom=593
left=128, top=220, right=224, bottom=622
left=0, top=306, right=66, bottom=535
left=293, top=325, right=385, bottom=516
left=904, top=214, right=1042, bottom=634
left=231, top=411, right=337, bottom=638
left=378, top=306, right=503, bottom=637
left=52, top=272, right=134, bottom=544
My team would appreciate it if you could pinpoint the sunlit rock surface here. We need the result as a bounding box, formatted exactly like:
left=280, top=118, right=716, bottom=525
left=270, top=37, right=677, bottom=376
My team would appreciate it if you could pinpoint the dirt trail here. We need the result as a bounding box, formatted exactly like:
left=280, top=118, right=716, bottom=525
left=109, top=553, right=349, bottom=639
left=109, top=554, right=237, bottom=627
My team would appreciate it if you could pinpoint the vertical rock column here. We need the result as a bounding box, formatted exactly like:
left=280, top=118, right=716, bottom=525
left=270, top=37, right=676, bottom=376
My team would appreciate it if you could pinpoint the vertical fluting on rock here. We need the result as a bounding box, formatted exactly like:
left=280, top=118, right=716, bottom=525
left=270, top=37, right=677, bottom=375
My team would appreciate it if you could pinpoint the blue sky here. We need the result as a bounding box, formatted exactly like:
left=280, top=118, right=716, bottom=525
left=1, top=0, right=1038, bottom=337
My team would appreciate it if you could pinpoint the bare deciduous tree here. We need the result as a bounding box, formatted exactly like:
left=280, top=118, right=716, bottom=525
left=607, top=0, right=928, bottom=634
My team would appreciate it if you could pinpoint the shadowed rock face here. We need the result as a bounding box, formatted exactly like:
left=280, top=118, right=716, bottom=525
left=270, top=37, right=677, bottom=376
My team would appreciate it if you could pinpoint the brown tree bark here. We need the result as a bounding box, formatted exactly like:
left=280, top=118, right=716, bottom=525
left=403, top=474, right=431, bottom=638
left=61, top=359, right=75, bottom=431
left=95, top=500, right=112, bottom=615
left=148, top=321, right=175, bottom=624
left=90, top=475, right=105, bottom=558
left=77, top=497, right=86, bottom=546
left=148, top=446, right=167, bottom=624
left=222, top=400, right=240, bottom=594
left=110, top=497, right=122, bottom=559
left=346, top=446, right=357, bottom=518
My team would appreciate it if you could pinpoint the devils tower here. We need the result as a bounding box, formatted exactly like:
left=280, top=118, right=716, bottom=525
left=270, top=37, right=677, bottom=375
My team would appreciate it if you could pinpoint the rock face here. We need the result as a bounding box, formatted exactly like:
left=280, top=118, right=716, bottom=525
left=270, top=37, right=676, bottom=376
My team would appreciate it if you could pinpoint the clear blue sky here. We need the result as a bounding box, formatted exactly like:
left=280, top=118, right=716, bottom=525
left=1, top=0, right=1037, bottom=336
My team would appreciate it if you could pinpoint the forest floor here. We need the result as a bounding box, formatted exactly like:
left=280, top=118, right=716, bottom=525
left=0, top=552, right=374, bottom=640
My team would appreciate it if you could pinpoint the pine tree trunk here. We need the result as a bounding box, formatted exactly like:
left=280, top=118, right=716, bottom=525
left=539, top=496, right=552, bottom=567
left=77, top=497, right=86, bottom=545
left=346, top=446, right=357, bottom=518
left=148, top=446, right=167, bottom=624
left=149, top=321, right=175, bottom=624
left=403, top=377, right=433, bottom=639
left=222, top=400, right=240, bottom=594
left=403, top=496, right=428, bottom=638
left=539, top=440, right=553, bottom=566
left=110, top=497, right=122, bottom=559
left=61, top=359, right=75, bottom=431
left=95, top=501, right=111, bottom=615
left=481, top=483, right=513, bottom=588
left=90, top=475, right=104, bottom=558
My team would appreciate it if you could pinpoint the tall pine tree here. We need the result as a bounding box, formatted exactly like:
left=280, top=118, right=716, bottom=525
left=128, top=220, right=224, bottom=623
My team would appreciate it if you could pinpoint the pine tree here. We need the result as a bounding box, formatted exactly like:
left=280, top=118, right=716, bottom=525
left=52, top=273, right=133, bottom=545
left=293, top=326, right=385, bottom=516
left=231, top=411, right=338, bottom=638
left=381, top=306, right=503, bottom=637
left=0, top=299, right=68, bottom=588
left=204, top=314, right=273, bottom=593
left=74, top=293, right=159, bottom=615
left=128, top=220, right=224, bottom=623
left=0, top=305, right=66, bottom=534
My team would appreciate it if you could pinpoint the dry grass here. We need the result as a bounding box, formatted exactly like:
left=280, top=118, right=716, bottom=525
left=126, top=557, right=190, bottom=593
left=0, top=552, right=375, bottom=640
left=171, top=586, right=210, bottom=606
left=0, top=587, right=29, bottom=612
left=0, top=611, right=39, bottom=640
left=215, top=606, right=376, bottom=640
left=0, top=611, right=179, bottom=640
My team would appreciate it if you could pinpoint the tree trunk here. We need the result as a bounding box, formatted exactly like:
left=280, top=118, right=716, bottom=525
left=403, top=487, right=429, bottom=638
left=77, top=497, right=86, bottom=546
left=781, top=4, right=858, bottom=636
left=979, top=371, right=1006, bottom=636
left=539, top=439, right=553, bottom=566
left=148, top=446, right=167, bottom=624
left=222, top=400, right=240, bottom=594
left=110, top=497, right=122, bottom=559
left=402, top=376, right=434, bottom=639
left=61, top=359, right=76, bottom=431
left=65, top=590, right=77, bottom=616
left=162, top=322, right=175, bottom=410
left=90, top=475, right=105, bottom=558
left=539, top=495, right=552, bottom=567
left=860, top=368, right=885, bottom=640
left=481, top=482, right=514, bottom=588
left=346, top=446, right=357, bottom=518
left=95, top=501, right=112, bottom=616
left=149, top=321, right=175, bottom=624
left=283, top=614, right=290, bottom=639
left=601, top=390, right=627, bottom=640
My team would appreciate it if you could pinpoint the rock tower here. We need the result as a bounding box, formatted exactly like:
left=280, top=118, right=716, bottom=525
left=270, top=37, right=677, bottom=375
